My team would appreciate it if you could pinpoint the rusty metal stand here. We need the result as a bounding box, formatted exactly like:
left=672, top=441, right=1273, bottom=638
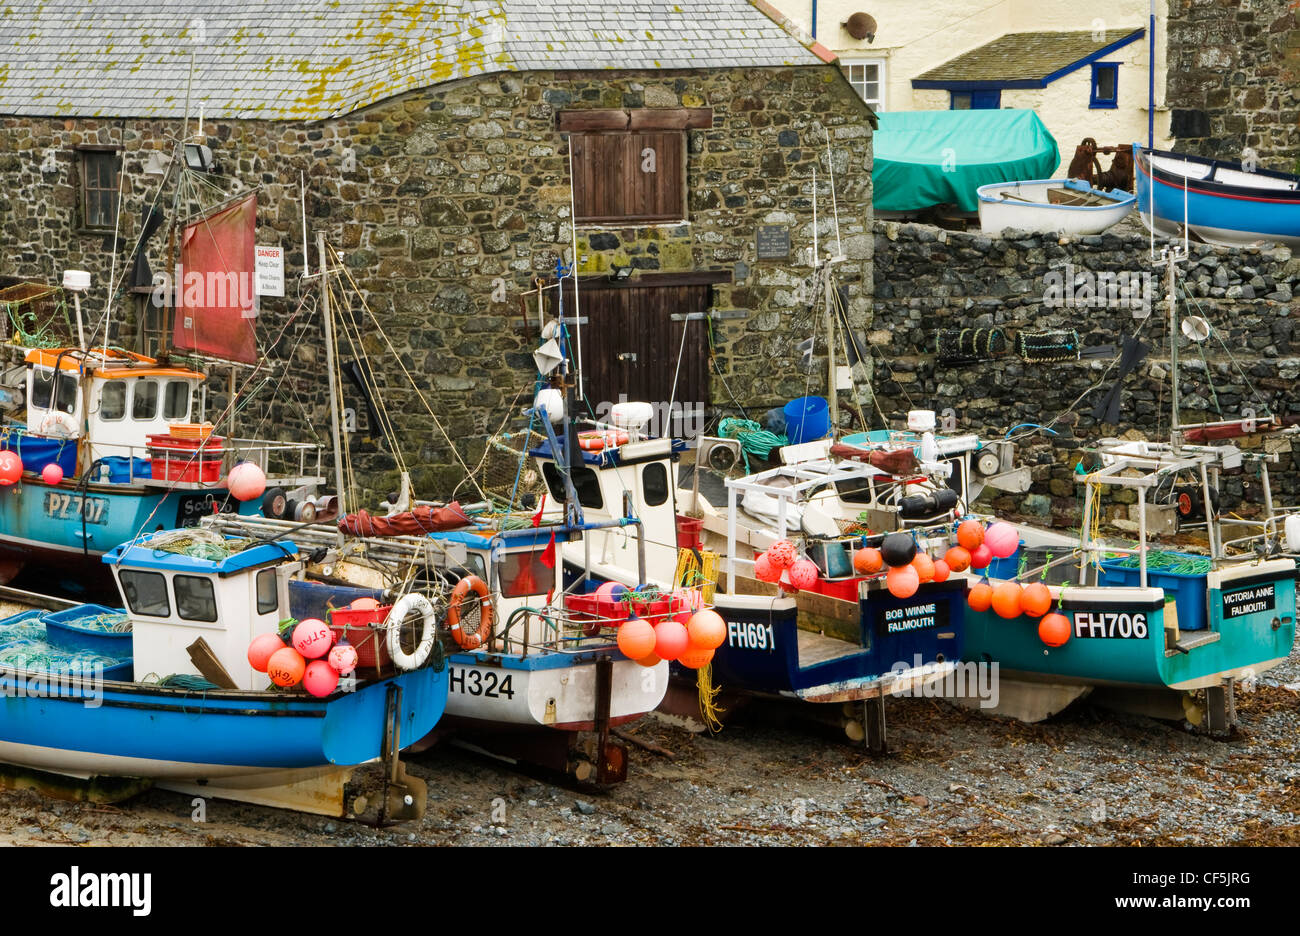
left=593, top=655, right=627, bottom=784
left=376, top=683, right=427, bottom=826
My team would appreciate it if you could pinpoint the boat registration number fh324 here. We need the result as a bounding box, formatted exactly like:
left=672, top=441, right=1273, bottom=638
left=1072, top=611, right=1149, bottom=639
left=43, top=491, right=109, bottom=525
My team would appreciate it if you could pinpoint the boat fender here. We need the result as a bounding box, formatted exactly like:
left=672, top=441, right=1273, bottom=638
left=446, top=575, right=494, bottom=651
left=36, top=410, right=78, bottom=438
left=387, top=592, right=438, bottom=671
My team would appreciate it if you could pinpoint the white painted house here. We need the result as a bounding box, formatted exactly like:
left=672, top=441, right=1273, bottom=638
left=771, top=0, right=1174, bottom=175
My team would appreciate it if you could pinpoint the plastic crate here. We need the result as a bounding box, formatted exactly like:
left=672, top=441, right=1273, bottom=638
left=327, top=604, right=395, bottom=671
left=147, top=433, right=225, bottom=483
left=1098, top=553, right=1209, bottom=630
left=43, top=604, right=132, bottom=656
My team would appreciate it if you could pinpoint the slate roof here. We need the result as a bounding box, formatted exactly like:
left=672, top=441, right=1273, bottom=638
left=0, top=0, right=826, bottom=120
left=913, top=28, right=1146, bottom=87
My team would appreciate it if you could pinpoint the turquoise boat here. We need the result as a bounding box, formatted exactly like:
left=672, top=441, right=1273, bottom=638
left=0, top=346, right=324, bottom=592
left=962, top=440, right=1297, bottom=728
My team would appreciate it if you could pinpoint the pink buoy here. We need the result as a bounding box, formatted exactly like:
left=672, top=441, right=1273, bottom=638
left=349, top=597, right=380, bottom=611
left=292, top=618, right=333, bottom=659
left=594, top=581, right=627, bottom=603
left=247, top=632, right=286, bottom=673
left=767, top=539, right=797, bottom=570
left=327, top=641, right=359, bottom=675
left=303, top=659, right=340, bottom=697
left=653, top=620, right=690, bottom=662
left=788, top=558, right=820, bottom=590
left=753, top=552, right=781, bottom=583
left=41, top=463, right=64, bottom=485
left=0, top=451, right=21, bottom=486
left=984, top=522, right=1020, bottom=559
left=969, top=543, right=994, bottom=570
left=226, top=461, right=267, bottom=503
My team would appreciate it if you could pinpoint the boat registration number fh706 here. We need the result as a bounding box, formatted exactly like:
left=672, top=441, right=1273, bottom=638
left=1072, top=611, right=1149, bottom=639
left=727, top=621, right=775, bottom=651
left=42, top=491, right=109, bottom=525
left=449, top=667, right=516, bottom=699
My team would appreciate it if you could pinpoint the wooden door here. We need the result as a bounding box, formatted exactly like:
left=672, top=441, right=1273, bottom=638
left=556, top=280, right=711, bottom=437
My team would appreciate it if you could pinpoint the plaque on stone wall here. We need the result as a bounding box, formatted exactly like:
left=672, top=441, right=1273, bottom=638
left=756, top=225, right=790, bottom=261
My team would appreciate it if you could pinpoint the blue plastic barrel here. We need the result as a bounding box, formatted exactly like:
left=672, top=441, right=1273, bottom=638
left=783, top=396, right=830, bottom=445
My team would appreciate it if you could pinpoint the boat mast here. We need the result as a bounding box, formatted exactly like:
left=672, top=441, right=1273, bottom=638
left=1168, top=253, right=1180, bottom=447
left=318, top=233, right=347, bottom=537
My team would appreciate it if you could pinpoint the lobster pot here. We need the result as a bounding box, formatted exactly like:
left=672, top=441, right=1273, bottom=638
left=477, top=429, right=547, bottom=505
left=935, top=328, right=1008, bottom=363
left=1016, top=330, right=1080, bottom=363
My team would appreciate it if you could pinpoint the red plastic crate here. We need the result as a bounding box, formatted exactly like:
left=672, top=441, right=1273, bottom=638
left=147, top=433, right=225, bottom=483
left=327, top=604, right=394, bottom=672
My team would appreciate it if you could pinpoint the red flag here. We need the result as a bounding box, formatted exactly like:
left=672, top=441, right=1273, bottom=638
left=539, top=530, right=557, bottom=569
left=532, top=493, right=546, bottom=528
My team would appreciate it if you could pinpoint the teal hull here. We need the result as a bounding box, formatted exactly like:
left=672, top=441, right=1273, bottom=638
left=964, top=566, right=1296, bottom=690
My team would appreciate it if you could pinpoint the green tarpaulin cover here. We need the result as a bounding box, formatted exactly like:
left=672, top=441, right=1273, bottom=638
left=872, top=109, right=1060, bottom=213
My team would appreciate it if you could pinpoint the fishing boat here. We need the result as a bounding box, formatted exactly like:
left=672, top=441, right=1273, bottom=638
left=977, top=178, right=1136, bottom=236
left=0, top=344, right=324, bottom=592
left=203, top=251, right=678, bottom=784
left=959, top=244, right=1298, bottom=729
left=0, top=529, right=446, bottom=819
left=1134, top=143, right=1300, bottom=249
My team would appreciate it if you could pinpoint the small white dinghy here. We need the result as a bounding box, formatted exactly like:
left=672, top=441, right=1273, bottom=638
left=977, top=178, right=1135, bottom=236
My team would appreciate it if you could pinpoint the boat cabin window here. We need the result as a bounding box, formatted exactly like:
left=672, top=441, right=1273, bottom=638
left=175, top=574, right=218, bottom=622
left=642, top=462, right=669, bottom=507
left=164, top=381, right=191, bottom=421
left=119, top=570, right=171, bottom=617
left=31, top=367, right=77, bottom=414
left=132, top=379, right=159, bottom=420
left=541, top=461, right=604, bottom=510
left=500, top=550, right=554, bottom=598
left=256, top=569, right=278, bottom=615
left=99, top=382, right=126, bottom=421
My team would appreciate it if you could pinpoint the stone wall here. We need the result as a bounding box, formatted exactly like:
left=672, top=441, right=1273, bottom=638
left=1166, top=0, right=1300, bottom=170
left=0, top=65, right=874, bottom=501
left=870, top=219, right=1300, bottom=527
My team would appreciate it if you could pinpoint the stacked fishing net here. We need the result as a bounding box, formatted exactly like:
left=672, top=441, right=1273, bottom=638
left=147, top=528, right=254, bottom=561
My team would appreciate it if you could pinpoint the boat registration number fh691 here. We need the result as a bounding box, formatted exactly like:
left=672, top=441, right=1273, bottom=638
left=727, top=621, right=775, bottom=651
left=42, top=491, right=109, bottom=525
left=1072, top=611, right=1149, bottom=639
left=449, top=667, right=516, bottom=699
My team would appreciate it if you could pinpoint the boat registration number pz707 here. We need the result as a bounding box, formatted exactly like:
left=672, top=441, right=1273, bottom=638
left=43, top=491, right=109, bottom=525
left=1072, top=611, right=1149, bottom=639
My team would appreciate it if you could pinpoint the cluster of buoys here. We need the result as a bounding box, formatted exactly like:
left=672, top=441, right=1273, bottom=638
left=753, top=538, right=822, bottom=594
left=604, top=580, right=725, bottom=670
left=957, top=519, right=1070, bottom=647
left=247, top=600, right=366, bottom=697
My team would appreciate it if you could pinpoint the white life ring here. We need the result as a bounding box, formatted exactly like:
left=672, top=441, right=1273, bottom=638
left=36, top=411, right=78, bottom=439
left=386, top=592, right=437, bottom=672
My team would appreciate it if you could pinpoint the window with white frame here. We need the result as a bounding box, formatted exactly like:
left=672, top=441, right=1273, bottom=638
left=842, top=59, right=886, bottom=110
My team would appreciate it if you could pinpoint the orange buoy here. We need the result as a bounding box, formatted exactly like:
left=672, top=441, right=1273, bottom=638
left=967, top=582, right=993, bottom=612
left=617, top=617, right=657, bottom=659
left=686, top=610, right=726, bottom=651
left=991, top=582, right=1024, bottom=619
left=943, top=546, right=971, bottom=573
left=911, top=552, right=936, bottom=583
left=678, top=646, right=715, bottom=670
left=1020, top=582, right=1053, bottom=618
left=957, top=519, right=985, bottom=551
left=886, top=564, right=919, bottom=599
left=853, top=547, right=883, bottom=575
left=267, top=647, right=306, bottom=687
left=1039, top=612, right=1071, bottom=647
left=932, top=559, right=951, bottom=583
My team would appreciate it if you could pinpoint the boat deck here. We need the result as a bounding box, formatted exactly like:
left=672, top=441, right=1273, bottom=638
left=797, top=629, right=863, bottom=668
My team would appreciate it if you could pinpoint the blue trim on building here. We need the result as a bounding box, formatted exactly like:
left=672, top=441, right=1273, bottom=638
left=912, top=27, right=1145, bottom=92
left=1090, top=62, right=1120, bottom=109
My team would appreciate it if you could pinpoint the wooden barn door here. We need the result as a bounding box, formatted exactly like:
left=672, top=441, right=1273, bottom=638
left=558, top=277, right=714, bottom=437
